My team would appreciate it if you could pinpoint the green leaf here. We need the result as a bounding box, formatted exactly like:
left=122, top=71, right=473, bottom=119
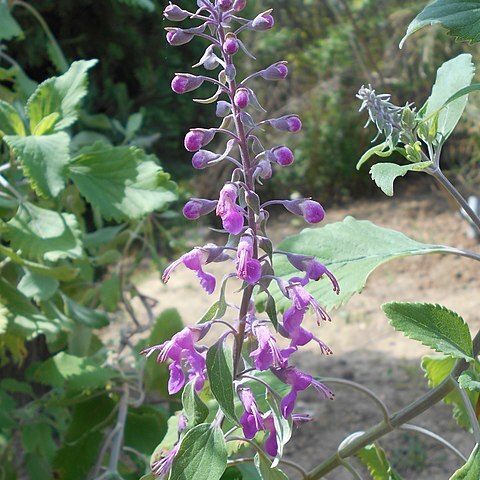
left=3, top=203, right=83, bottom=261
left=34, top=352, right=119, bottom=390
left=4, top=133, right=71, bottom=198
left=0, top=3, right=23, bottom=41
left=450, top=445, right=480, bottom=479
left=115, top=0, right=155, bottom=11
left=63, top=296, right=110, bottom=328
left=254, top=452, right=289, bottom=480
left=401, top=1, right=480, bottom=46
left=206, top=338, right=237, bottom=424
left=32, top=112, right=60, bottom=136
left=170, top=423, right=228, bottom=480
left=183, top=380, right=210, bottom=428
left=0, top=99, right=26, bottom=136
left=198, top=301, right=220, bottom=324
left=26, top=59, right=98, bottom=132
left=383, top=302, right=473, bottom=361
left=423, top=54, right=475, bottom=144
left=99, top=272, right=121, bottom=312
left=458, top=371, right=480, bottom=392
left=270, top=217, right=451, bottom=311
left=0, top=378, right=34, bottom=396
left=356, top=141, right=393, bottom=170
left=0, top=303, right=9, bottom=335
left=265, top=393, right=292, bottom=468
left=17, top=270, right=59, bottom=301
left=445, top=83, right=480, bottom=105
left=68, top=143, right=177, bottom=221
left=370, top=161, right=432, bottom=196
left=357, top=443, right=403, bottom=480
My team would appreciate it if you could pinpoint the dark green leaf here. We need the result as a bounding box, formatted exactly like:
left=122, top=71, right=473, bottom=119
left=63, top=295, right=110, bottom=328
left=450, top=445, right=480, bottom=479
left=383, top=302, right=473, bottom=361
left=254, top=452, right=289, bottom=480
left=206, top=338, right=237, bottom=424
left=265, top=292, right=278, bottom=330
left=170, top=423, right=228, bottom=480
left=68, top=143, right=177, bottom=221
left=0, top=3, right=23, bottom=41
left=357, top=443, right=404, bottom=480
left=0, top=378, right=34, bottom=396
left=183, top=380, right=210, bottom=428
left=99, top=272, right=121, bottom=311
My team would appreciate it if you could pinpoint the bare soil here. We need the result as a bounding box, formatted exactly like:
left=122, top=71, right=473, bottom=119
left=140, top=180, right=480, bottom=479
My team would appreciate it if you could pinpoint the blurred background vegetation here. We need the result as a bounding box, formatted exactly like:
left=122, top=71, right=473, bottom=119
left=4, top=0, right=479, bottom=204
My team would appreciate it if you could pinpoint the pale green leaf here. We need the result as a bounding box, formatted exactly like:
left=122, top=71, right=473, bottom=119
left=401, top=1, right=480, bottom=46
left=356, top=141, right=392, bottom=170
left=17, top=270, right=59, bottom=301
left=32, top=112, right=60, bottom=136
left=450, top=446, right=480, bottom=479
left=3, top=203, right=83, bottom=261
left=0, top=302, right=8, bottom=335
left=270, top=217, right=450, bottom=311
left=423, top=54, right=475, bottom=144
left=34, top=352, right=119, bottom=390
left=445, top=83, right=480, bottom=105
left=170, top=423, right=228, bottom=480
left=265, top=393, right=292, bottom=468
left=370, top=161, right=432, bottom=196
left=68, top=143, right=177, bottom=221
left=0, top=3, right=23, bottom=41
left=254, top=452, right=289, bottom=480
left=357, top=443, right=404, bottom=480
left=182, top=380, right=210, bottom=428
left=26, top=59, right=98, bottom=132
left=4, top=133, right=71, bottom=198
left=458, top=371, right=480, bottom=392
left=0, top=99, right=26, bottom=136
left=383, top=302, right=473, bottom=361
left=206, top=338, right=237, bottom=424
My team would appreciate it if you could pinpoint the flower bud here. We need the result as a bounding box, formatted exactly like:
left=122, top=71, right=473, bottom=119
left=234, top=88, right=249, bottom=109
left=192, top=150, right=218, bottom=169
left=223, top=36, right=239, bottom=56
left=272, top=146, right=294, bottom=166
left=254, top=159, right=272, bottom=180
left=219, top=0, right=233, bottom=10
left=166, top=28, right=193, bottom=46
left=284, top=199, right=325, bottom=224
left=163, top=3, right=190, bottom=21
left=184, top=129, right=216, bottom=152
left=171, top=74, right=204, bottom=94
left=216, top=101, right=232, bottom=117
left=251, top=11, right=275, bottom=31
left=183, top=198, right=218, bottom=220
left=260, top=62, right=288, bottom=80
left=269, top=115, right=302, bottom=132
left=233, top=0, right=247, bottom=11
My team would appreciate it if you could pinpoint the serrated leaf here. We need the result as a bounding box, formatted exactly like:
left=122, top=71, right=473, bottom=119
left=170, top=423, right=228, bottom=480
left=357, top=443, right=404, bottom=480
left=26, top=60, right=98, bottom=132
left=17, top=270, right=59, bottom=301
left=401, top=1, right=480, bottom=46
left=0, top=99, right=26, bottom=136
left=34, top=352, right=119, bottom=390
left=0, top=3, right=23, bottom=41
left=68, top=143, right=177, bottom=221
left=450, top=445, right=480, bottom=479
left=254, top=452, right=289, bottom=480
left=423, top=54, right=475, bottom=144
left=4, top=133, right=71, bottom=198
left=383, top=302, right=473, bottom=360
left=63, top=295, right=110, bottom=328
left=4, top=203, right=83, bottom=261
left=183, top=380, right=210, bottom=428
left=370, top=161, right=432, bottom=196
left=206, top=338, right=237, bottom=424
left=270, top=217, right=451, bottom=311
left=458, top=371, right=480, bottom=392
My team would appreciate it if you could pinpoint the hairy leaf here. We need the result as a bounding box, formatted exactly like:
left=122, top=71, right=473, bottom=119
left=68, top=143, right=177, bottom=221
left=458, top=371, right=480, bottom=392
left=356, top=141, right=393, bottom=170
left=63, top=296, right=110, bottom=328
left=206, top=338, right=237, bottom=424
left=383, top=302, right=473, bottom=360
left=170, top=423, right=228, bottom=480
left=370, top=161, right=432, bottom=196
left=401, top=1, right=480, bottom=46
left=450, top=445, right=480, bottom=479
left=254, top=452, right=289, bottom=480
left=0, top=99, right=26, bottom=136
left=17, top=271, right=59, bottom=301
left=26, top=59, right=98, bottom=132
left=3, top=203, right=83, bottom=261
left=271, top=217, right=450, bottom=311
left=4, top=133, right=71, bottom=197
left=0, top=3, right=23, bottom=41
left=357, top=443, right=403, bottom=480
left=183, top=380, right=210, bottom=428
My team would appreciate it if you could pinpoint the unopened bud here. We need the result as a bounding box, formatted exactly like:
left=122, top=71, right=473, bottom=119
left=171, top=74, right=204, bottom=94
left=183, top=199, right=218, bottom=220
left=184, top=129, right=216, bottom=152
left=284, top=199, right=325, bottom=224
left=251, top=11, right=274, bottom=31
left=166, top=28, right=193, bottom=46
left=254, top=159, right=272, bottom=181
left=192, top=150, right=219, bottom=169
left=223, top=36, right=239, bottom=56
left=260, top=62, right=288, bottom=80
left=234, top=88, right=250, bottom=109
left=269, top=115, right=302, bottom=132
left=216, top=101, right=232, bottom=117
left=233, top=0, right=247, bottom=11
left=219, top=0, right=233, bottom=10
left=272, top=146, right=294, bottom=166
left=163, top=3, right=190, bottom=21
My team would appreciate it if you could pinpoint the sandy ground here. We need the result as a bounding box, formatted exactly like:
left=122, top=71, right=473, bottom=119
left=140, top=179, right=480, bottom=479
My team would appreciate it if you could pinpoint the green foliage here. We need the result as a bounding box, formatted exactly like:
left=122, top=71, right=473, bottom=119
left=182, top=381, right=210, bottom=429
left=170, top=424, right=228, bottom=480
left=450, top=446, right=480, bottom=480
left=382, top=302, right=474, bottom=361
left=458, top=371, right=480, bottom=391
left=270, top=217, right=451, bottom=311
left=402, top=0, right=480, bottom=46
left=0, top=3, right=23, bottom=41
left=254, top=452, right=289, bottom=480
left=357, top=443, right=403, bottom=480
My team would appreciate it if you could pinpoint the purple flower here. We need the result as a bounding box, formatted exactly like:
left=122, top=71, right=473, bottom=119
left=269, top=115, right=302, bottom=133
left=263, top=414, right=278, bottom=456
left=272, top=146, right=294, bottom=166
left=216, top=183, right=244, bottom=235
left=183, top=198, right=218, bottom=220
left=284, top=199, right=325, bottom=224
left=238, top=388, right=264, bottom=439
left=260, top=62, right=288, bottom=80
left=283, top=279, right=330, bottom=323
left=141, top=324, right=211, bottom=394
left=219, top=0, right=233, bottom=10
left=152, top=444, right=180, bottom=478
left=166, top=25, right=206, bottom=46
left=163, top=3, right=190, bottom=21
left=254, top=159, right=272, bottom=180
left=171, top=74, right=204, bottom=94
left=250, top=324, right=290, bottom=370
left=233, top=0, right=247, bottom=11
left=234, top=88, right=250, bottom=109
left=251, top=11, right=275, bottom=31
left=184, top=129, right=216, bottom=152
left=236, top=230, right=262, bottom=284
left=273, top=366, right=334, bottom=418
left=163, top=248, right=216, bottom=294
left=192, top=149, right=218, bottom=169
left=223, top=36, right=239, bottom=55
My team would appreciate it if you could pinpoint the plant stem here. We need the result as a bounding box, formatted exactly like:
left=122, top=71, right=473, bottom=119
left=307, top=331, right=480, bottom=479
